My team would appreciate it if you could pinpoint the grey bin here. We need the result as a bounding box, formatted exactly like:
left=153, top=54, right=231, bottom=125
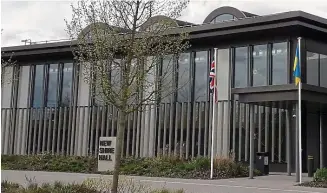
left=255, top=152, right=269, bottom=175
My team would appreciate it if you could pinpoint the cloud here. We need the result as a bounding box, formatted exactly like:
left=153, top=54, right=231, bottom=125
left=1, top=0, right=327, bottom=47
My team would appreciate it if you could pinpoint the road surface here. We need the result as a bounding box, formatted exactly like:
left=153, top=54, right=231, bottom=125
left=2, top=170, right=327, bottom=193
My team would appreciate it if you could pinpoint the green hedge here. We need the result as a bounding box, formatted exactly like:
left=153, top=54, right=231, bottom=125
left=1, top=154, right=260, bottom=179
left=1, top=154, right=97, bottom=173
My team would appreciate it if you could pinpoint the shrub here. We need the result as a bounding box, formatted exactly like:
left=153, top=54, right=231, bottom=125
left=1, top=180, right=184, bottom=193
left=314, top=168, right=327, bottom=182
left=1, top=153, right=97, bottom=173
left=2, top=154, right=259, bottom=180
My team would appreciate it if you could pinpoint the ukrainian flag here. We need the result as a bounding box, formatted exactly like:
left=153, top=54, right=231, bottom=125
left=293, top=44, right=301, bottom=86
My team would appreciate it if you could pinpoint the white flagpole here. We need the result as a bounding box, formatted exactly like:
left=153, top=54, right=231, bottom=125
left=210, top=48, right=218, bottom=179
left=298, top=37, right=302, bottom=184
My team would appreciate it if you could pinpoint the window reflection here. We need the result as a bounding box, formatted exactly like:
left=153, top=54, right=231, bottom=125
left=161, top=55, right=174, bottom=103
left=252, top=45, right=268, bottom=86
left=306, top=52, right=319, bottom=86
left=320, top=54, right=327, bottom=88
left=211, top=14, right=235, bottom=23
left=32, top=65, right=44, bottom=107
left=61, top=63, right=73, bottom=106
left=234, top=47, right=248, bottom=88
left=194, top=51, right=208, bottom=101
left=47, top=64, right=59, bottom=107
left=177, top=53, right=190, bottom=102
left=272, top=42, right=288, bottom=85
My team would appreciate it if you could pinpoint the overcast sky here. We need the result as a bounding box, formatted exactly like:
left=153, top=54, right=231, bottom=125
left=1, top=0, right=327, bottom=47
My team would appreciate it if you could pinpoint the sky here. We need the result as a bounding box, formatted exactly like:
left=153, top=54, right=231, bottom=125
left=1, top=0, right=327, bottom=47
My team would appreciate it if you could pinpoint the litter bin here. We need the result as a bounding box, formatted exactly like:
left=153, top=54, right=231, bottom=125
left=256, top=152, right=269, bottom=175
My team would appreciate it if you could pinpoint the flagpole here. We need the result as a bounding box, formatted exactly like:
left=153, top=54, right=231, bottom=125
left=210, top=48, right=218, bottom=179
left=298, top=37, right=302, bottom=184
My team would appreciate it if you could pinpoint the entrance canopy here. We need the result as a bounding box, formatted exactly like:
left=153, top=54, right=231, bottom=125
left=232, top=84, right=327, bottom=108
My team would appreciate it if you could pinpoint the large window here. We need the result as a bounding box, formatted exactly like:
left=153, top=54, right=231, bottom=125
left=47, top=64, right=59, bottom=107
left=177, top=53, right=190, bottom=102
left=252, top=45, right=268, bottom=86
left=306, top=52, right=319, bottom=86
left=32, top=65, right=45, bottom=107
left=272, top=42, right=288, bottom=85
left=320, top=54, right=327, bottom=88
left=234, top=47, right=248, bottom=88
left=211, top=14, right=235, bottom=23
left=161, top=55, right=174, bottom=103
left=305, top=52, right=327, bottom=88
left=194, top=51, right=208, bottom=101
left=61, top=63, right=73, bottom=106
left=32, top=62, right=74, bottom=107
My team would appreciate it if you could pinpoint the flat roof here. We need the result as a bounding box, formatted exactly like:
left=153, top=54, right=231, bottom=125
left=2, top=10, right=327, bottom=55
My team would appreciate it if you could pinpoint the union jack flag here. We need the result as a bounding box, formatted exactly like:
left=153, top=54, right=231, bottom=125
left=209, top=60, right=217, bottom=103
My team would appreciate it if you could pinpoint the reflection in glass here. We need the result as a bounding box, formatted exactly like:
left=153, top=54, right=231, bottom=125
left=47, top=64, right=59, bottom=107
left=320, top=54, right=327, bottom=88
left=272, top=42, right=288, bottom=85
left=252, top=45, right=267, bottom=86
left=194, top=51, right=208, bottom=101
left=161, top=55, right=174, bottom=103
left=306, top=52, right=319, bottom=86
left=111, top=59, right=121, bottom=88
left=178, top=53, right=190, bottom=102
left=61, top=63, right=73, bottom=106
left=234, top=47, right=248, bottom=88
left=33, top=65, right=44, bottom=107
left=211, top=14, right=235, bottom=23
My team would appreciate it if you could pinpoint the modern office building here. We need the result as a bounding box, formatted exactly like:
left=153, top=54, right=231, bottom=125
left=2, top=6, right=327, bottom=173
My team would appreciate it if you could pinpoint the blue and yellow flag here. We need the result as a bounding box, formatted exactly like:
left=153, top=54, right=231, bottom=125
left=293, top=44, right=301, bottom=86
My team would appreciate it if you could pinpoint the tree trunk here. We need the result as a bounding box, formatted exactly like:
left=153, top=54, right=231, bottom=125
left=111, top=110, right=126, bottom=193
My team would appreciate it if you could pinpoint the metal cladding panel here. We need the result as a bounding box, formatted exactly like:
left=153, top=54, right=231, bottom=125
left=17, top=66, right=31, bottom=108
left=217, top=49, right=231, bottom=101
left=1, top=66, right=13, bottom=108
left=77, top=64, right=90, bottom=106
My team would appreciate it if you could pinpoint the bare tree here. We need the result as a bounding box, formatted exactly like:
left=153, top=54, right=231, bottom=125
left=1, top=30, right=17, bottom=86
left=66, top=0, right=190, bottom=192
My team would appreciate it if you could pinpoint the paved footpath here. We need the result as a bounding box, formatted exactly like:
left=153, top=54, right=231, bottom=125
left=2, top=170, right=327, bottom=193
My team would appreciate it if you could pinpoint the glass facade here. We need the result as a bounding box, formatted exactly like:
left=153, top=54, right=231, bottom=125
left=306, top=52, right=327, bottom=88
left=232, top=42, right=289, bottom=88
left=47, top=64, right=59, bottom=107
left=211, top=14, right=235, bottom=23
left=61, top=63, right=73, bottom=106
left=177, top=53, right=190, bottom=102
left=272, top=42, right=288, bottom=85
left=320, top=54, right=327, bottom=88
left=194, top=51, right=208, bottom=101
left=160, top=55, right=174, bottom=103
left=32, top=65, right=45, bottom=107
left=252, top=45, right=268, bottom=86
left=26, top=41, right=295, bottom=107
left=306, top=52, right=319, bottom=86
left=32, top=62, right=74, bottom=107
left=234, top=47, right=248, bottom=88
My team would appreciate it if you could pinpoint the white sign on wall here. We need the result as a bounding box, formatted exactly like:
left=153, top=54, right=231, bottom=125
left=98, top=137, right=116, bottom=172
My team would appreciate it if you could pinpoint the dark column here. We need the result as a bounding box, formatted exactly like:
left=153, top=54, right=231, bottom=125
left=322, top=112, right=327, bottom=168
left=290, top=104, right=296, bottom=173
left=305, top=108, right=320, bottom=172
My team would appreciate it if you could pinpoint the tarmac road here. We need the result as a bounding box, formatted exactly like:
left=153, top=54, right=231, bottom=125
left=2, top=170, right=327, bottom=193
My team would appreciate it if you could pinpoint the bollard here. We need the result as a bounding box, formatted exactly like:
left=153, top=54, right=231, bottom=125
left=308, top=155, right=314, bottom=177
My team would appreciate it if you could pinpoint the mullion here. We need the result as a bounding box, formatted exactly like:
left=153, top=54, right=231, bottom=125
left=43, top=64, right=49, bottom=108
left=318, top=54, right=321, bottom=86
left=249, top=45, right=254, bottom=87
left=58, top=63, right=64, bottom=106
